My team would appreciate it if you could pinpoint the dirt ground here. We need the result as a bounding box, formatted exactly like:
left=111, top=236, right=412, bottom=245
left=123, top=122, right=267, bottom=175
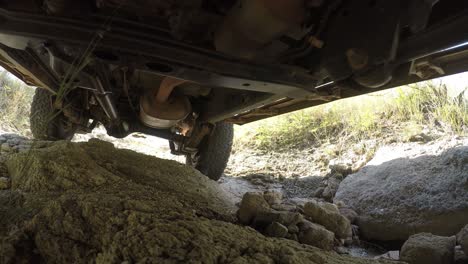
left=72, top=128, right=328, bottom=203
left=0, top=138, right=401, bottom=264
left=1, top=125, right=466, bottom=263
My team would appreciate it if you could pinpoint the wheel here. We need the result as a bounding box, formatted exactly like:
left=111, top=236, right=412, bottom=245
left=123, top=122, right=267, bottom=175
left=29, top=88, right=76, bottom=140
left=186, top=123, right=234, bottom=181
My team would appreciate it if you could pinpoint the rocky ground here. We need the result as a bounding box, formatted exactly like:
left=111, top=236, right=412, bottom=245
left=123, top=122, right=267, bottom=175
left=0, top=134, right=400, bottom=264
left=336, top=138, right=468, bottom=242
left=0, top=128, right=467, bottom=263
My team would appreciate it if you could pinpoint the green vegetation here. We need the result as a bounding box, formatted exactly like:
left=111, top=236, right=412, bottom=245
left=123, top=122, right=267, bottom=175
left=0, top=70, right=35, bottom=132
left=234, top=81, right=467, bottom=152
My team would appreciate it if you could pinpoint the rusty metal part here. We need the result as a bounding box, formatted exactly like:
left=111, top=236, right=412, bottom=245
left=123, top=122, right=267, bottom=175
left=409, top=60, right=445, bottom=79
left=169, top=123, right=211, bottom=155
left=156, top=77, right=188, bottom=103
left=140, top=77, right=191, bottom=129
left=182, top=124, right=211, bottom=151
left=176, top=114, right=196, bottom=137
left=140, top=95, right=191, bottom=129
left=169, top=124, right=211, bottom=155
left=308, top=36, right=324, bottom=49
left=214, top=0, right=306, bottom=58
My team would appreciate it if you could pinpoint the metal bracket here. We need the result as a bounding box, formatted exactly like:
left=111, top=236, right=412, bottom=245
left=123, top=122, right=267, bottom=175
left=409, top=60, right=445, bottom=79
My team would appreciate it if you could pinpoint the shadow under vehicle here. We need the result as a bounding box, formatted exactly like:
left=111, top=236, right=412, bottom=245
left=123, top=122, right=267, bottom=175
left=0, top=0, right=467, bottom=179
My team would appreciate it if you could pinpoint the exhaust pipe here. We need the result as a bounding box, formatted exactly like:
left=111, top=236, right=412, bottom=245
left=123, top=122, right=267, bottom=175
left=139, top=77, right=191, bottom=129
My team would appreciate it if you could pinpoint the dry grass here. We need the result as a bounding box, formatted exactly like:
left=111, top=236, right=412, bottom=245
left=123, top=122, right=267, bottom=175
left=234, top=81, right=467, bottom=153
left=0, top=70, right=35, bottom=133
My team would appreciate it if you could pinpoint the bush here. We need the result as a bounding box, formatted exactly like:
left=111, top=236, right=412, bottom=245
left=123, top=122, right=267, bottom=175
left=0, top=69, right=35, bottom=131
left=234, top=81, right=467, bottom=152
left=392, top=82, right=467, bottom=134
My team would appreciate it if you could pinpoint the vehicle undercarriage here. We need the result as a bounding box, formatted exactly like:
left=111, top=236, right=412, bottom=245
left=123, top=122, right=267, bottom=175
left=0, top=0, right=467, bottom=161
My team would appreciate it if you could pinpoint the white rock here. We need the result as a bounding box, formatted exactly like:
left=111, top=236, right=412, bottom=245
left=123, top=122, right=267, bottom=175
left=237, top=192, right=270, bottom=225
left=373, top=251, right=399, bottom=260
left=457, top=224, right=468, bottom=255
left=303, top=200, right=352, bottom=239
left=263, top=191, right=282, bottom=206
left=335, top=142, right=468, bottom=241
left=400, top=233, right=455, bottom=264
left=297, top=220, right=335, bottom=250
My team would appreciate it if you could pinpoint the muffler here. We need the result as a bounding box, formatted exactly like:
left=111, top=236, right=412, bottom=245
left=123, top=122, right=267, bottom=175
left=140, top=77, right=191, bottom=129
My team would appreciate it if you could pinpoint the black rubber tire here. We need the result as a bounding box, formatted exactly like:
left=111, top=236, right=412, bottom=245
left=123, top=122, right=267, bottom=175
left=30, top=88, right=75, bottom=140
left=186, top=123, right=234, bottom=181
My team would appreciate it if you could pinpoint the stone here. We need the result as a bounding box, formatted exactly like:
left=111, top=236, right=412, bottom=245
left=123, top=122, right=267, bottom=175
left=7, top=137, right=22, bottom=145
left=335, top=144, right=468, bottom=241
left=321, top=176, right=341, bottom=201
left=313, top=187, right=325, bottom=197
left=264, top=222, right=288, bottom=238
left=1, top=143, right=12, bottom=152
left=351, top=225, right=360, bottom=237
left=252, top=211, right=303, bottom=229
left=457, top=224, right=468, bottom=255
left=321, top=201, right=340, bottom=213
left=400, top=233, right=456, bottom=264
left=0, top=177, right=10, bottom=189
left=237, top=192, right=270, bottom=225
left=303, top=200, right=352, bottom=239
left=408, top=133, right=432, bottom=143
left=0, top=139, right=401, bottom=263
left=329, top=159, right=353, bottom=176
left=278, top=211, right=304, bottom=226
left=263, top=191, right=282, bottom=206
left=270, top=203, right=297, bottom=212
left=288, top=233, right=298, bottom=241
left=336, top=246, right=349, bottom=254
left=454, top=246, right=468, bottom=264
left=344, top=237, right=353, bottom=246
left=287, top=197, right=317, bottom=208
left=339, top=207, right=358, bottom=224
left=287, top=224, right=299, bottom=234
left=374, top=251, right=399, bottom=260
left=297, top=220, right=335, bottom=250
